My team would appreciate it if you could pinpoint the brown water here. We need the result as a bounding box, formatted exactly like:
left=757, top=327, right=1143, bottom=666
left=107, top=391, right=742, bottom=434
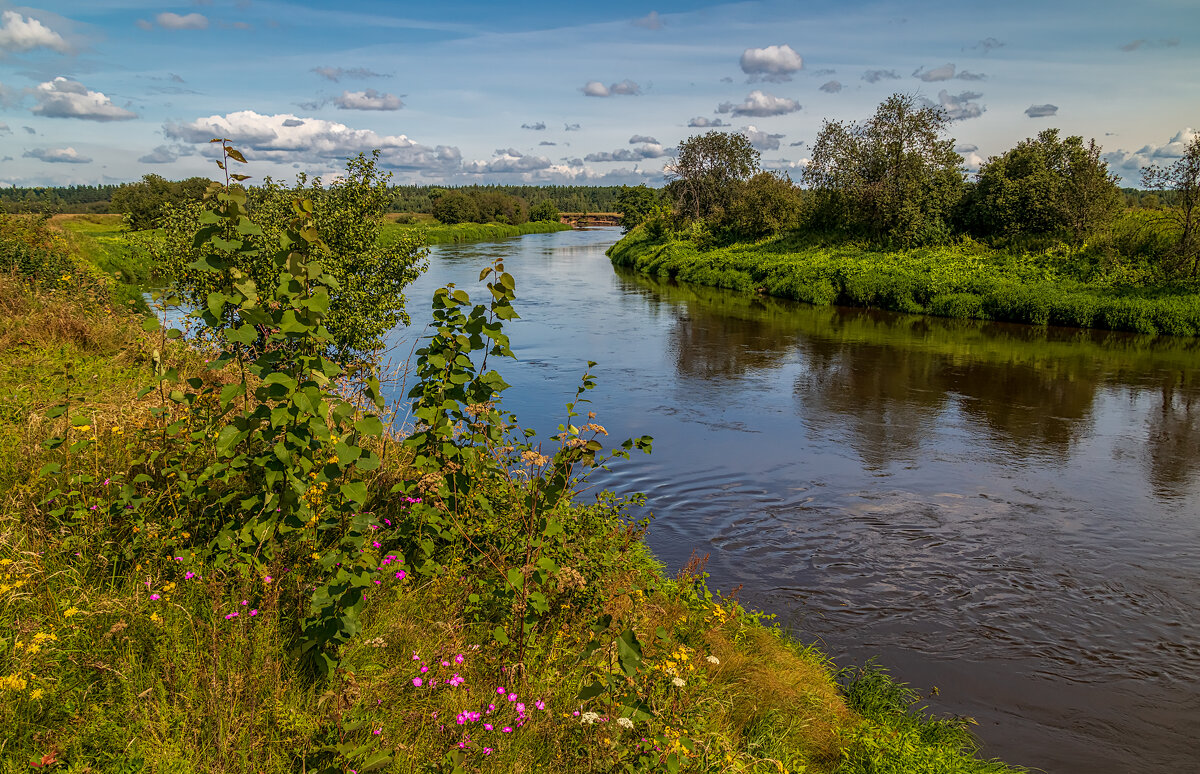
left=384, top=228, right=1200, bottom=773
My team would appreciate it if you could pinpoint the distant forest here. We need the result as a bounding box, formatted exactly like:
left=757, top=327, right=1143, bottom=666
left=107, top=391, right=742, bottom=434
left=0, top=182, right=628, bottom=215
left=0, top=180, right=1172, bottom=215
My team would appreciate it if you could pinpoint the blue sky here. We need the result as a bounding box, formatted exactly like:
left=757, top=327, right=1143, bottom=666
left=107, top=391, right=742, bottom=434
left=1, top=0, right=1197, bottom=187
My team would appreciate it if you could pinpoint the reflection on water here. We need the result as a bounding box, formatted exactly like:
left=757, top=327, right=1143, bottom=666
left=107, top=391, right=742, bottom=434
left=385, top=229, right=1200, bottom=774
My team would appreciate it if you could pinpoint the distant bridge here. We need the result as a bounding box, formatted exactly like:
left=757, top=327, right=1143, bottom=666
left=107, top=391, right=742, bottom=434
left=559, top=212, right=621, bottom=227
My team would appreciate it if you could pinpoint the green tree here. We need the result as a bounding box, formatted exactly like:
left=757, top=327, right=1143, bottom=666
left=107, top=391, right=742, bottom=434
left=1142, top=134, right=1200, bottom=277
left=529, top=199, right=559, bottom=222
left=725, top=172, right=804, bottom=239
left=615, top=185, right=659, bottom=233
left=804, top=93, right=964, bottom=244
left=431, top=189, right=481, bottom=224
left=665, top=131, right=760, bottom=222
left=969, top=129, right=1121, bottom=250
left=147, top=152, right=428, bottom=365
left=111, top=174, right=209, bottom=231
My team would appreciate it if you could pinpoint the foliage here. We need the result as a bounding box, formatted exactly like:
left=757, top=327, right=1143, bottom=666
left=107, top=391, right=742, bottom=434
left=617, top=184, right=661, bottom=233
left=430, top=189, right=530, bottom=226
left=0, top=211, right=76, bottom=287
left=969, top=129, right=1122, bottom=250
left=804, top=93, right=964, bottom=246
left=110, top=173, right=211, bottom=231
left=382, top=219, right=571, bottom=246
left=725, top=172, right=805, bottom=240
left=145, top=151, right=428, bottom=365
left=431, top=189, right=482, bottom=224
left=1142, top=134, right=1200, bottom=277
left=530, top=198, right=560, bottom=223
left=609, top=229, right=1200, bottom=337
left=666, top=131, right=761, bottom=222
left=393, top=184, right=629, bottom=216
left=0, top=183, right=120, bottom=214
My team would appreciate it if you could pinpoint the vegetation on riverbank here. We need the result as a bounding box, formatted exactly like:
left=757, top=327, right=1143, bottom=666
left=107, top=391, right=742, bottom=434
left=0, top=150, right=1024, bottom=773
left=609, top=224, right=1200, bottom=336
left=611, top=95, right=1200, bottom=336
left=382, top=219, right=572, bottom=246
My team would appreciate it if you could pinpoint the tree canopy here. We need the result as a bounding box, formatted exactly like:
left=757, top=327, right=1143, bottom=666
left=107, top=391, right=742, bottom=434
left=665, top=131, right=760, bottom=221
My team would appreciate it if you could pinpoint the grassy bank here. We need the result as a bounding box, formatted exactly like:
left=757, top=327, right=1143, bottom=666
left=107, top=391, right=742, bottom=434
left=1, top=220, right=1022, bottom=773
left=381, top=219, right=572, bottom=246
left=609, top=226, right=1200, bottom=337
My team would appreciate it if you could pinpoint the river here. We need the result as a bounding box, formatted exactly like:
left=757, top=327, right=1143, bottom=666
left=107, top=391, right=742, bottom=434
left=382, top=227, right=1200, bottom=773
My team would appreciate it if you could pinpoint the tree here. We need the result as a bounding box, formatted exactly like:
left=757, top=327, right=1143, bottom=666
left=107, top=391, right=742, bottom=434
left=969, top=129, right=1121, bottom=249
left=529, top=199, right=559, bottom=222
left=665, top=131, right=760, bottom=221
left=725, top=172, right=804, bottom=239
left=1142, top=134, right=1200, bottom=277
left=615, top=184, right=659, bottom=233
left=431, top=190, right=481, bottom=224
left=111, top=174, right=210, bottom=231
left=804, top=93, right=964, bottom=244
left=147, top=152, right=428, bottom=365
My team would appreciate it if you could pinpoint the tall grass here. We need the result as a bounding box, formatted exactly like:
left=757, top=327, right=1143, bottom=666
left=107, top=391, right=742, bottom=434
left=381, top=219, right=571, bottom=246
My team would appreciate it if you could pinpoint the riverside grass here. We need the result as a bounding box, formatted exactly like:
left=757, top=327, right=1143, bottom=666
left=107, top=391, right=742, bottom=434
left=381, top=219, right=571, bottom=246
left=608, top=226, right=1200, bottom=338
left=0, top=226, right=1023, bottom=774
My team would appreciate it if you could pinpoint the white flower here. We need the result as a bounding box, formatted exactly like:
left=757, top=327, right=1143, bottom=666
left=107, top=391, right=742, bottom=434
left=580, top=711, right=600, bottom=725
left=616, top=717, right=634, bottom=730
left=672, top=677, right=687, bottom=688
left=706, top=655, right=720, bottom=665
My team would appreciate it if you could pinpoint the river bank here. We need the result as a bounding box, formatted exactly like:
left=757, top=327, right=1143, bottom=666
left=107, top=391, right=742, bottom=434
left=608, top=226, right=1200, bottom=337
left=0, top=217, right=1022, bottom=772
left=382, top=218, right=571, bottom=246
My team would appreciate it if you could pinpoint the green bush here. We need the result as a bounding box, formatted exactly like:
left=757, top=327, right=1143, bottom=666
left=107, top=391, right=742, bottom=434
left=929, top=292, right=985, bottom=319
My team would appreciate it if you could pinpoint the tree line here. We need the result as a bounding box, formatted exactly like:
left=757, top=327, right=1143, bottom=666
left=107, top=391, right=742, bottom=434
left=623, top=93, right=1200, bottom=279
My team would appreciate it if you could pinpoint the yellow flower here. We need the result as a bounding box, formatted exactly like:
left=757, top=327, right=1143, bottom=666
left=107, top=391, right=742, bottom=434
left=150, top=612, right=162, bottom=624
left=0, top=674, right=27, bottom=691
left=76, top=424, right=91, bottom=432
left=64, top=606, right=80, bottom=618
left=30, top=688, right=44, bottom=700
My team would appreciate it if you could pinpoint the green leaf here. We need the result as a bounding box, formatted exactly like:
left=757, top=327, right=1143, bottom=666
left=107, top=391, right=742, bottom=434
left=492, top=626, right=509, bottom=646
left=577, top=681, right=607, bottom=701
left=340, top=481, right=368, bottom=506
left=616, top=629, right=643, bottom=677
left=225, top=324, right=258, bottom=345
left=354, top=415, right=383, bottom=436
left=142, top=316, right=161, bottom=332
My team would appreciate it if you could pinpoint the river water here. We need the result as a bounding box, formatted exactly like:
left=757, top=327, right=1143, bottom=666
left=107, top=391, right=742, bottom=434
left=382, top=227, right=1200, bottom=773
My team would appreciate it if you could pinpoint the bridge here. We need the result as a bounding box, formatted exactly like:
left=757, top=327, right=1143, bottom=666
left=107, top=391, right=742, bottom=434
left=559, top=212, right=622, bottom=227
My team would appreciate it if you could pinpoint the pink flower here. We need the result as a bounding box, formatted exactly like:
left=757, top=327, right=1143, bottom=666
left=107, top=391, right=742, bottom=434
left=241, top=600, right=248, bottom=606
left=507, top=693, right=517, bottom=702
left=455, top=654, right=464, bottom=664
left=441, top=660, right=450, bottom=667
left=250, top=609, right=258, bottom=616
left=420, top=665, right=428, bottom=673
left=373, top=729, right=381, bottom=735
left=535, top=699, right=546, bottom=710
left=395, top=570, right=406, bottom=580
left=516, top=703, right=525, bottom=713
left=413, top=677, right=423, bottom=687
left=263, top=575, right=273, bottom=584
left=502, top=726, right=513, bottom=733
left=412, top=652, right=420, bottom=661
left=184, top=571, right=194, bottom=580
left=496, top=687, right=505, bottom=695
left=484, top=723, right=492, bottom=731
left=149, top=594, right=160, bottom=601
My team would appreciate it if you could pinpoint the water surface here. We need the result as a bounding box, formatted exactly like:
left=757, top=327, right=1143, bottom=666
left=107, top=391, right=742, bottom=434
left=383, top=228, right=1200, bottom=773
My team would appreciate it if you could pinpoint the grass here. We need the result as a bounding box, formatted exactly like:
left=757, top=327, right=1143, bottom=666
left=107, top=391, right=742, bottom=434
left=0, top=225, right=1025, bottom=773
left=609, top=222, right=1200, bottom=337
left=380, top=219, right=572, bottom=246
left=51, top=214, right=155, bottom=313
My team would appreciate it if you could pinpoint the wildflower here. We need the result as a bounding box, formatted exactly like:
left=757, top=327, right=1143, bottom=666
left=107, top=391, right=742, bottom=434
left=455, top=653, right=464, bottom=664
left=502, top=726, right=513, bottom=733
left=150, top=612, right=162, bottom=624
left=617, top=717, right=634, bottom=730
left=535, top=699, right=546, bottom=710
left=373, top=729, right=381, bottom=735
left=30, top=688, right=44, bottom=700
left=250, top=609, right=258, bottom=616
left=516, top=702, right=525, bottom=713
left=412, top=652, right=421, bottom=661
left=508, top=692, right=517, bottom=702
left=241, top=600, right=248, bottom=606
left=149, top=594, right=160, bottom=601
left=496, top=687, right=505, bottom=695
left=395, top=570, right=406, bottom=580
left=63, top=607, right=80, bottom=618
left=413, top=677, right=423, bottom=687
left=672, top=677, right=686, bottom=688
left=484, top=723, right=493, bottom=731
left=185, top=571, right=194, bottom=580
left=263, top=575, right=273, bottom=584
left=580, top=711, right=600, bottom=725
left=706, top=655, right=720, bottom=665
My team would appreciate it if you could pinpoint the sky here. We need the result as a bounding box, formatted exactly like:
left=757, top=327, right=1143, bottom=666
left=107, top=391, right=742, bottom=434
left=0, top=0, right=1197, bottom=188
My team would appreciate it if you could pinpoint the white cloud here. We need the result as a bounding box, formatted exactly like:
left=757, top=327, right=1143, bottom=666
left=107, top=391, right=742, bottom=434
left=937, top=90, right=984, bottom=121
left=957, top=70, right=987, bottom=81
left=138, top=145, right=180, bottom=164
left=156, top=13, right=209, bottom=30
left=136, top=19, right=153, bottom=31
left=632, top=11, right=663, bottom=30
left=687, top=117, right=729, bottom=127
left=819, top=80, right=842, bottom=93
left=0, top=10, right=69, bottom=54
left=163, top=110, right=461, bottom=174
left=717, top=90, right=800, bottom=117
left=334, top=89, right=403, bottom=110
left=564, top=123, right=580, bottom=131
left=742, top=125, right=785, bottom=151
left=862, top=69, right=900, bottom=83
left=1104, top=128, right=1197, bottom=175
left=1025, top=103, right=1058, bottom=118
left=463, top=148, right=553, bottom=173
left=312, top=66, right=388, bottom=82
left=740, top=44, right=803, bottom=82
left=24, top=146, right=91, bottom=164
left=582, top=79, right=640, bottom=97
left=913, top=63, right=956, bottom=82
left=32, top=77, right=138, bottom=122
left=629, top=134, right=659, bottom=144
left=584, top=144, right=669, bottom=162
left=522, top=121, right=546, bottom=130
